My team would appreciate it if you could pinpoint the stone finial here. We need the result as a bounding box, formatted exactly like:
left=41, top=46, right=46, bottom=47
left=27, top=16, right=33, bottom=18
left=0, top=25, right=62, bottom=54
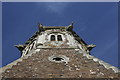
left=67, top=22, right=74, bottom=31
left=14, top=44, right=24, bottom=51
left=38, top=23, right=44, bottom=32
left=87, top=44, right=96, bottom=51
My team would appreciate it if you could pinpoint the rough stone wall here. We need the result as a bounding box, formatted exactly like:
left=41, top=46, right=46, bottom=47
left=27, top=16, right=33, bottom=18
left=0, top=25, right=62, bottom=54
left=36, top=29, right=80, bottom=49
left=2, top=27, right=119, bottom=79
left=1, top=49, right=119, bottom=78
left=21, top=29, right=85, bottom=57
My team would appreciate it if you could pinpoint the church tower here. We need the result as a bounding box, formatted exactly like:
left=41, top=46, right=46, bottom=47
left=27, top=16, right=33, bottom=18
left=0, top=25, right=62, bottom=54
left=1, top=23, right=119, bottom=79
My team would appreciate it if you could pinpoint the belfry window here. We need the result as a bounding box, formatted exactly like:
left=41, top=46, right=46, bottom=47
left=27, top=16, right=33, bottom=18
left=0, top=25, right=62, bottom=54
left=51, top=35, right=55, bottom=41
left=57, top=35, right=62, bottom=41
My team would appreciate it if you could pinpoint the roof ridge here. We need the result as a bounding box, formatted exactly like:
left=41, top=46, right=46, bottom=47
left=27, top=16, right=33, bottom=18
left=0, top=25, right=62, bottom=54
left=82, top=53, right=119, bottom=73
left=0, top=49, right=40, bottom=74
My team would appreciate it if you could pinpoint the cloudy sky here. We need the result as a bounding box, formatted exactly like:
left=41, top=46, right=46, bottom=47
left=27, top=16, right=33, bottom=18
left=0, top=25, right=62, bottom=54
left=2, top=2, right=118, bottom=68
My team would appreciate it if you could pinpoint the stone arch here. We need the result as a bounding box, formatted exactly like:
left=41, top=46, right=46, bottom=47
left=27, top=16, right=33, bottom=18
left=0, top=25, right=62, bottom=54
left=57, top=35, right=62, bottom=41
left=51, top=35, right=56, bottom=41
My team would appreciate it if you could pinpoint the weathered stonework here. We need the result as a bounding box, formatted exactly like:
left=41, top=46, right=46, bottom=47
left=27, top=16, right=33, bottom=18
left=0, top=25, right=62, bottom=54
left=1, top=49, right=119, bottom=78
left=1, top=23, right=119, bottom=79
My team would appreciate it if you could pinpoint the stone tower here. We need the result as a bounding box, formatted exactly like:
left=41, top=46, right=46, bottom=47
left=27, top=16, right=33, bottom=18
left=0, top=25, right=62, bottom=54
left=1, top=23, right=119, bottom=79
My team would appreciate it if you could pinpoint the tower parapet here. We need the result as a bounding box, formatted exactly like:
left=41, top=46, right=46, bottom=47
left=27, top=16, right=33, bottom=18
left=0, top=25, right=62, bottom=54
left=15, top=23, right=95, bottom=57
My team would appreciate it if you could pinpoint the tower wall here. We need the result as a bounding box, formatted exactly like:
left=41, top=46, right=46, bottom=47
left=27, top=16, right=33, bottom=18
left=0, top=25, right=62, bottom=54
left=22, top=28, right=86, bottom=57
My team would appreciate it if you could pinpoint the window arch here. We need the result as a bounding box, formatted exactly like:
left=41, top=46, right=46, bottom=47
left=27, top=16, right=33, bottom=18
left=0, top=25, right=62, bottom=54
left=51, top=35, right=55, bottom=41
left=57, top=35, right=62, bottom=41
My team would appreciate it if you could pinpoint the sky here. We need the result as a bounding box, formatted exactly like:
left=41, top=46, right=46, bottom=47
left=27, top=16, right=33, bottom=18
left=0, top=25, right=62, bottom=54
left=2, top=2, right=119, bottom=68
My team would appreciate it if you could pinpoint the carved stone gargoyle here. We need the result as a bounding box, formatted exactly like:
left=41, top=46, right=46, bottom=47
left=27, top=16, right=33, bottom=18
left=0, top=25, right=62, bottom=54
left=14, top=44, right=25, bottom=51
left=87, top=44, right=96, bottom=51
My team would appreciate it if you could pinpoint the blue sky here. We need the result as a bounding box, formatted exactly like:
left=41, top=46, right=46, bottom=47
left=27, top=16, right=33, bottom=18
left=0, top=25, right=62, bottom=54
left=2, top=2, right=118, bottom=68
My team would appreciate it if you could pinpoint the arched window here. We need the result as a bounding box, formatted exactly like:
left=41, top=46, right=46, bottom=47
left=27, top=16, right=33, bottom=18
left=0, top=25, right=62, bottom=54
left=51, top=35, right=55, bottom=41
left=57, top=35, right=62, bottom=41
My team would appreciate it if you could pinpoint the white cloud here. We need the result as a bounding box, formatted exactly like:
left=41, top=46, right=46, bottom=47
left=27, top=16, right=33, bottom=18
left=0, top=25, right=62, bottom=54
left=44, top=3, right=69, bottom=14
left=98, top=39, right=118, bottom=56
left=106, top=39, right=117, bottom=50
